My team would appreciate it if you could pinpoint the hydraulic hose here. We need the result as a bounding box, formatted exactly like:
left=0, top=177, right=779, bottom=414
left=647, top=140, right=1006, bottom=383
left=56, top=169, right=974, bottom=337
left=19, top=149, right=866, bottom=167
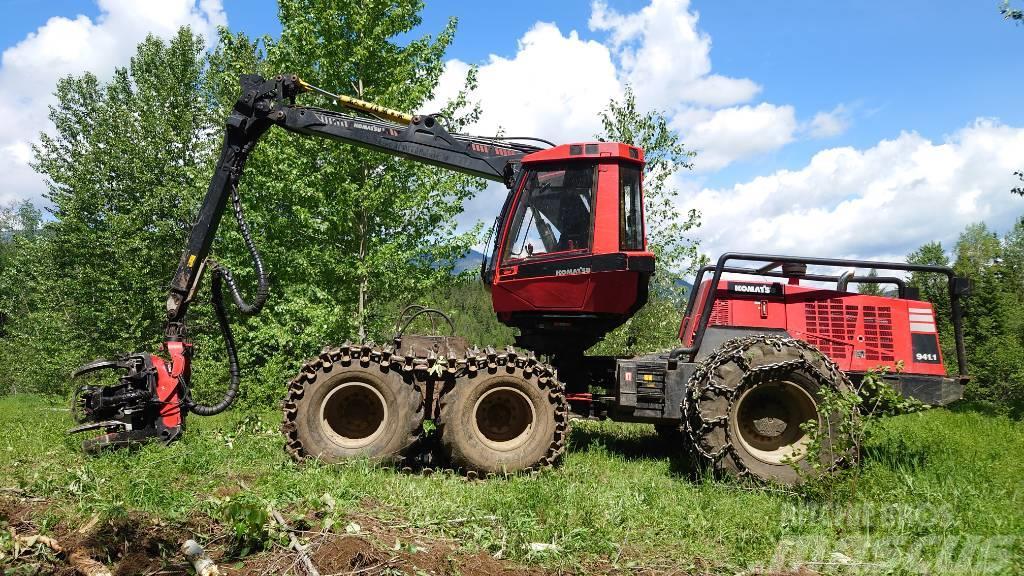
left=187, top=174, right=266, bottom=416
left=219, top=183, right=270, bottom=314
left=188, top=268, right=240, bottom=416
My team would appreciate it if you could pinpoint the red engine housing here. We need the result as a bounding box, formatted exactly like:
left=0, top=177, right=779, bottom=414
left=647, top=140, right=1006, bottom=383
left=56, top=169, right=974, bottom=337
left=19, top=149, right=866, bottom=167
left=680, top=279, right=946, bottom=376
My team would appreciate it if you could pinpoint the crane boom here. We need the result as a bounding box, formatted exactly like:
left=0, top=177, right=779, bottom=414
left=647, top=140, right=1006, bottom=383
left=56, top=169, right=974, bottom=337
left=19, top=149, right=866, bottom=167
left=165, top=73, right=540, bottom=328
left=69, top=72, right=550, bottom=450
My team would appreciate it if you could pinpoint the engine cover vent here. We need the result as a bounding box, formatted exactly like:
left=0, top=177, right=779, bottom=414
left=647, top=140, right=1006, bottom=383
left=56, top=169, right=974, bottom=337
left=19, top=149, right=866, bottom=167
left=803, top=300, right=858, bottom=359
left=709, top=300, right=731, bottom=325
left=863, top=305, right=895, bottom=361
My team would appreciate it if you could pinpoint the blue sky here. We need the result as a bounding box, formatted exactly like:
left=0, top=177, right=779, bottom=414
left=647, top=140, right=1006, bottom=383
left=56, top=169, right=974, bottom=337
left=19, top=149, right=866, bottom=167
left=0, top=0, right=1021, bottom=260
left=405, top=0, right=1024, bottom=186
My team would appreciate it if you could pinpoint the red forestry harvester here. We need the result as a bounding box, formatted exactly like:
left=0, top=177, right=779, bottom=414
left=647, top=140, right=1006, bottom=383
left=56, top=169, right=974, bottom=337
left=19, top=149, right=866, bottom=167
left=69, top=74, right=970, bottom=484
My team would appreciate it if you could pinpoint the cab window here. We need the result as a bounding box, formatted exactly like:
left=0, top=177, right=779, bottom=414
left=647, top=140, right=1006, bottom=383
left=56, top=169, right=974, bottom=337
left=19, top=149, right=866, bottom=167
left=619, top=163, right=643, bottom=251
left=502, top=163, right=595, bottom=262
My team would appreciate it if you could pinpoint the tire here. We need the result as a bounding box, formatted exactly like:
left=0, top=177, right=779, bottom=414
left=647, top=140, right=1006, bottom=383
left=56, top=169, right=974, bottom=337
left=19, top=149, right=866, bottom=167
left=284, top=350, right=423, bottom=464
left=439, top=358, right=568, bottom=475
left=684, top=336, right=857, bottom=485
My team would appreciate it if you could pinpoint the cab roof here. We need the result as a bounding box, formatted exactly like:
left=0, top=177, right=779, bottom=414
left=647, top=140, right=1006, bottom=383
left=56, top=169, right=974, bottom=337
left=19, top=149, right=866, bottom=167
left=522, top=142, right=645, bottom=165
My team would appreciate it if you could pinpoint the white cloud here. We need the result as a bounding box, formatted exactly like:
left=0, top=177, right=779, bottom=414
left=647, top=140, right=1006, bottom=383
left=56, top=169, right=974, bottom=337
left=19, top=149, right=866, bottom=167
left=679, top=103, right=798, bottom=171
left=676, top=75, right=762, bottom=109
left=684, top=119, right=1024, bottom=261
left=428, top=22, right=621, bottom=145
left=0, top=0, right=226, bottom=206
left=588, top=0, right=760, bottom=110
left=431, top=0, right=823, bottom=226
left=428, top=0, right=784, bottom=146
left=805, top=104, right=851, bottom=139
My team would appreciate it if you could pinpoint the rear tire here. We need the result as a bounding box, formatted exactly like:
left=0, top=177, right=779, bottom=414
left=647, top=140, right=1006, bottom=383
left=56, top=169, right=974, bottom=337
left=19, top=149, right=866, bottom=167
left=287, top=355, right=422, bottom=464
left=684, top=336, right=857, bottom=484
left=439, top=359, right=567, bottom=475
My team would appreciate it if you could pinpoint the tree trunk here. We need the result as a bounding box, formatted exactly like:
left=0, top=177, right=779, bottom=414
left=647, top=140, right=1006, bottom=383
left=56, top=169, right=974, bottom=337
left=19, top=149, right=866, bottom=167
left=357, top=208, right=367, bottom=343
left=355, top=79, right=369, bottom=344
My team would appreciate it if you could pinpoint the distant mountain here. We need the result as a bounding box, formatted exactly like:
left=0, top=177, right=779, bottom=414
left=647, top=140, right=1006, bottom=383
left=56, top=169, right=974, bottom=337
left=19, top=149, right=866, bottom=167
left=454, top=249, right=486, bottom=275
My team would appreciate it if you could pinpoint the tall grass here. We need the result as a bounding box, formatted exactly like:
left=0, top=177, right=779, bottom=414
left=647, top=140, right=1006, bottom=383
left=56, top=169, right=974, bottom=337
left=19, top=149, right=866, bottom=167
left=1, top=395, right=1020, bottom=574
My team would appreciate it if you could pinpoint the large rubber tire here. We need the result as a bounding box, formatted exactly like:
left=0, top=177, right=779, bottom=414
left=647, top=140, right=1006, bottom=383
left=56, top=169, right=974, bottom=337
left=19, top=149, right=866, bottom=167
left=439, top=360, right=568, bottom=475
left=684, top=336, right=857, bottom=485
left=285, top=354, right=422, bottom=464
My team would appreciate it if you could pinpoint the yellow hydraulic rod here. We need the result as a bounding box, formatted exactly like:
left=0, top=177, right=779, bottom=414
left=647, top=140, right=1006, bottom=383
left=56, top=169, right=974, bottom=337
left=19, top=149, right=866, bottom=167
left=296, top=78, right=414, bottom=125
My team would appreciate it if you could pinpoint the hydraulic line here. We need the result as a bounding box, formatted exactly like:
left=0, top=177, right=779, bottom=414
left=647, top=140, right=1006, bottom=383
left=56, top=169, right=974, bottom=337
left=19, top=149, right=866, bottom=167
left=187, top=175, right=265, bottom=416
left=217, top=182, right=270, bottom=314
left=188, top=267, right=240, bottom=416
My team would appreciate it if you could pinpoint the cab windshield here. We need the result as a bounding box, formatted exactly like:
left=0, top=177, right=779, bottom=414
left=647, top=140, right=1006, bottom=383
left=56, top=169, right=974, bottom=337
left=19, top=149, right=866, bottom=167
left=502, top=163, right=595, bottom=262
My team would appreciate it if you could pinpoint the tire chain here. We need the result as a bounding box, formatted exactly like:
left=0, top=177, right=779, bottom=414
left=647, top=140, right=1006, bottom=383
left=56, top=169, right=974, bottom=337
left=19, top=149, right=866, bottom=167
left=281, top=342, right=568, bottom=478
left=682, top=334, right=854, bottom=478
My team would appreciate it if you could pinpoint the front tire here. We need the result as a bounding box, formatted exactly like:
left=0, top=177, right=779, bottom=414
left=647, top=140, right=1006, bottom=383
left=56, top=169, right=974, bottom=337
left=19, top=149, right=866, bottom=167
left=439, top=356, right=567, bottom=475
left=284, top=351, right=423, bottom=464
left=684, top=336, right=857, bottom=484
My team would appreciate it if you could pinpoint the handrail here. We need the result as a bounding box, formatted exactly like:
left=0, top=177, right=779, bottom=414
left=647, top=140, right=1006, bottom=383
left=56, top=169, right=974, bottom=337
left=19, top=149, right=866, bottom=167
left=671, top=253, right=969, bottom=379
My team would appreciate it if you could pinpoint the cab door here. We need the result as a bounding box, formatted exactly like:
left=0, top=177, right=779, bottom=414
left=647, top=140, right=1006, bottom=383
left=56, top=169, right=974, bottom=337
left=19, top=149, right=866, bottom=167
left=491, top=161, right=597, bottom=313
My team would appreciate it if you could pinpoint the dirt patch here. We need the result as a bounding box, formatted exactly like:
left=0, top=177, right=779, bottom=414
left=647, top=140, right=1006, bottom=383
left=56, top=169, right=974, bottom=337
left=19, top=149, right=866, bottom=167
left=76, top=513, right=190, bottom=575
left=225, top=531, right=551, bottom=576
left=2, top=495, right=194, bottom=575
left=0, top=493, right=724, bottom=575
left=3, top=493, right=551, bottom=576
left=0, top=493, right=39, bottom=526
left=313, top=535, right=383, bottom=572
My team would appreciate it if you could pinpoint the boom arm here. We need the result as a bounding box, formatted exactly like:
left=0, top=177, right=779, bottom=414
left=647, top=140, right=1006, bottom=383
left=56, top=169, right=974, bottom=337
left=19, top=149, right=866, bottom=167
left=165, top=73, right=539, bottom=329
left=68, top=73, right=546, bottom=448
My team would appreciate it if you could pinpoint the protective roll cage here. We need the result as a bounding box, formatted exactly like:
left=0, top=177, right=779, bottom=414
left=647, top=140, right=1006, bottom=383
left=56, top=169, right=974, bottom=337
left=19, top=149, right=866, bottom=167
left=671, top=252, right=971, bottom=380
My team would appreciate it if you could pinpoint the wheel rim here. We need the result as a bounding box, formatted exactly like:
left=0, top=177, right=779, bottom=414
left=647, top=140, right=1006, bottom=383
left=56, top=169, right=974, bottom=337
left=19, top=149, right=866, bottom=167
left=320, top=381, right=389, bottom=449
left=472, top=386, right=536, bottom=451
left=733, top=379, right=819, bottom=465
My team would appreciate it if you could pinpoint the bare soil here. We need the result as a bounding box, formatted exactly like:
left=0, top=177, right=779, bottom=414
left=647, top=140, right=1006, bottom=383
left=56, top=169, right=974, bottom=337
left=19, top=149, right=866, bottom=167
left=0, top=491, right=824, bottom=575
left=0, top=494, right=595, bottom=575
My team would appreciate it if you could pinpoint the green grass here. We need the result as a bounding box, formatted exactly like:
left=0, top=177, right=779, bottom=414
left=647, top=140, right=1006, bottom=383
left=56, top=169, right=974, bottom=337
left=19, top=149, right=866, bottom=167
left=1, top=394, right=1021, bottom=574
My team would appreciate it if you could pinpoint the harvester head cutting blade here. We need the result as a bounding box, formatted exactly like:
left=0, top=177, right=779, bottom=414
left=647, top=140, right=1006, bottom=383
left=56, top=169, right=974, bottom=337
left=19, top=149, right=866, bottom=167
left=67, top=351, right=185, bottom=452
left=71, top=358, right=134, bottom=379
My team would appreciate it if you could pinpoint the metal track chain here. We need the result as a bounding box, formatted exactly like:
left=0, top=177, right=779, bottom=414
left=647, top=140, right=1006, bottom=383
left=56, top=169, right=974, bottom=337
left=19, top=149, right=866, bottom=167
left=280, top=343, right=568, bottom=478
left=682, top=335, right=852, bottom=477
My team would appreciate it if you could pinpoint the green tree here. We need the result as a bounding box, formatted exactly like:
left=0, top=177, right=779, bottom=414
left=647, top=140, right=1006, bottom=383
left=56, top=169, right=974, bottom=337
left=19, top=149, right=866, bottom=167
left=589, top=86, right=703, bottom=356
left=595, top=85, right=703, bottom=283
left=907, top=242, right=956, bottom=373
left=908, top=225, right=1024, bottom=414
left=10, top=2, right=482, bottom=403
left=1002, top=216, right=1024, bottom=294
left=953, top=223, right=1024, bottom=413
left=857, top=269, right=884, bottom=295
left=907, top=242, right=951, bottom=308
left=5, top=30, right=217, bottom=395
left=0, top=200, right=44, bottom=348
left=424, top=279, right=515, bottom=348
left=0, top=201, right=42, bottom=238
left=201, top=0, right=484, bottom=401
left=1013, top=171, right=1022, bottom=197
